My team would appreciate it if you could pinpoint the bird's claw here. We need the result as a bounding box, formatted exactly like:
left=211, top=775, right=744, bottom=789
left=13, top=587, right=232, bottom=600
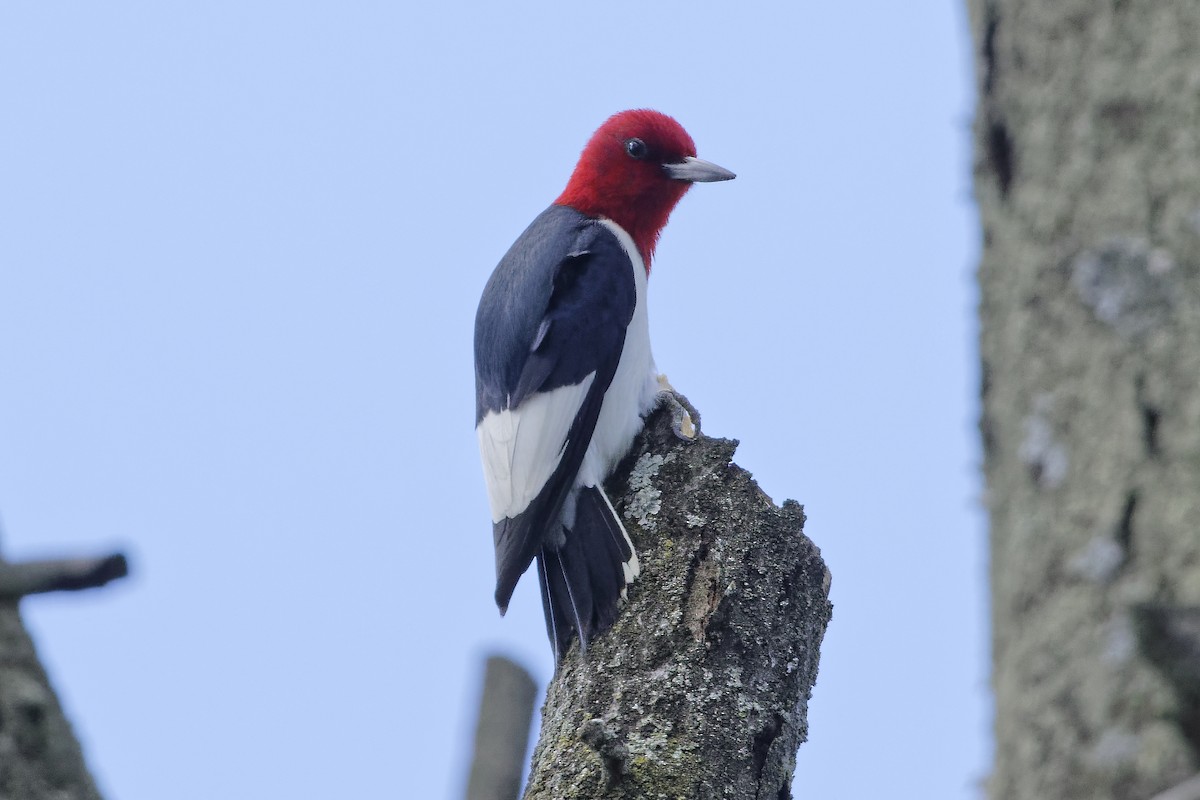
left=655, top=375, right=701, bottom=442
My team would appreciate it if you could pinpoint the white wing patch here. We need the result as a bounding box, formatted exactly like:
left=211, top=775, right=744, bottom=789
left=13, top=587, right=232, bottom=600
left=477, top=373, right=596, bottom=523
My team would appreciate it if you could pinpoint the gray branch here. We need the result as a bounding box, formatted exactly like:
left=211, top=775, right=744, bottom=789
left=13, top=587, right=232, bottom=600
left=522, top=406, right=832, bottom=800
left=0, top=553, right=128, bottom=600
left=465, top=655, right=537, bottom=800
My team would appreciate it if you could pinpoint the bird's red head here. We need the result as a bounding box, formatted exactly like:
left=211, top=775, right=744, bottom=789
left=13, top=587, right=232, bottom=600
left=555, top=109, right=734, bottom=269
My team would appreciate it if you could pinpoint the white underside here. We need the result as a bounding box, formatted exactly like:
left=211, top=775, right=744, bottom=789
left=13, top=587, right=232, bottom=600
left=579, top=219, right=659, bottom=487
left=476, top=217, right=658, bottom=554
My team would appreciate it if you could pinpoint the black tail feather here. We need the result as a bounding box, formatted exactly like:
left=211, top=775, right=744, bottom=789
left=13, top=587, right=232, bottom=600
left=536, top=485, right=638, bottom=660
left=535, top=551, right=563, bottom=662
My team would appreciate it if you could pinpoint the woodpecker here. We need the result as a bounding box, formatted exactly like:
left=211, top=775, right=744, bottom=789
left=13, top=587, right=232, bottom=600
left=474, top=109, right=734, bottom=660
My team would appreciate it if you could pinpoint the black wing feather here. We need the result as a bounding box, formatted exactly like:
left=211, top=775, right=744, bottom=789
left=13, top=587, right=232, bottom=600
left=475, top=205, right=632, bottom=422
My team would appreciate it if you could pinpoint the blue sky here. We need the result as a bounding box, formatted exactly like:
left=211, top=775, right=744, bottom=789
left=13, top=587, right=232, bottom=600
left=0, top=3, right=987, bottom=797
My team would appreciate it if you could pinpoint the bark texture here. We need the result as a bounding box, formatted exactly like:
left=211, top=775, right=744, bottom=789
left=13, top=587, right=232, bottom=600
left=0, top=599, right=103, bottom=800
left=969, top=1, right=1200, bottom=797
left=522, top=407, right=832, bottom=800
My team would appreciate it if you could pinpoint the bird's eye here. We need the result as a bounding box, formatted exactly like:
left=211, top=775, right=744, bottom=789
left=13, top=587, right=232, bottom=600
left=624, top=138, right=649, bottom=160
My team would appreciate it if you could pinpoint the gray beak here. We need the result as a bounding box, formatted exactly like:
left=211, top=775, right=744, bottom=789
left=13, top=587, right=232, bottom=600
left=663, top=156, right=736, bottom=183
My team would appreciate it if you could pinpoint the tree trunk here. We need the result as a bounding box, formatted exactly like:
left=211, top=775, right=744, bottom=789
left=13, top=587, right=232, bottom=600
left=0, top=549, right=127, bottom=799
left=968, top=1, right=1200, bottom=797
left=0, top=602, right=104, bottom=800
left=522, top=407, right=832, bottom=800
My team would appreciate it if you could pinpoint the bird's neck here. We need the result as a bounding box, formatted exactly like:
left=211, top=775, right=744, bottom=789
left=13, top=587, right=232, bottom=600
left=554, top=193, right=684, bottom=270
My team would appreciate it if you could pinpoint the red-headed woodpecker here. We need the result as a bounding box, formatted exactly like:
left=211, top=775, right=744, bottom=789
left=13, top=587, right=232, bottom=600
left=475, top=109, right=734, bottom=660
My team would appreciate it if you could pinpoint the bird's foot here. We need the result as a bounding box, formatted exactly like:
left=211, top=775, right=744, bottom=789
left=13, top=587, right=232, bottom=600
left=655, top=374, right=701, bottom=442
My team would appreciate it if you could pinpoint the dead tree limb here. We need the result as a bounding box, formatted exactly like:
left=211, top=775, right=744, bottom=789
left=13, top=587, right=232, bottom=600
left=522, top=406, right=832, bottom=800
left=0, top=554, right=128, bottom=600
left=465, top=655, right=537, bottom=800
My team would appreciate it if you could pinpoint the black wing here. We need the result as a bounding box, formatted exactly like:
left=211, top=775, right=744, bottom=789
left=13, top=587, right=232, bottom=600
left=474, top=205, right=636, bottom=611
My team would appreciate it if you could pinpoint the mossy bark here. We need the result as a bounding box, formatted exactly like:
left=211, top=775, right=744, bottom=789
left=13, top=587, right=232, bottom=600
left=968, top=1, right=1200, bottom=797
left=522, top=408, right=832, bottom=800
